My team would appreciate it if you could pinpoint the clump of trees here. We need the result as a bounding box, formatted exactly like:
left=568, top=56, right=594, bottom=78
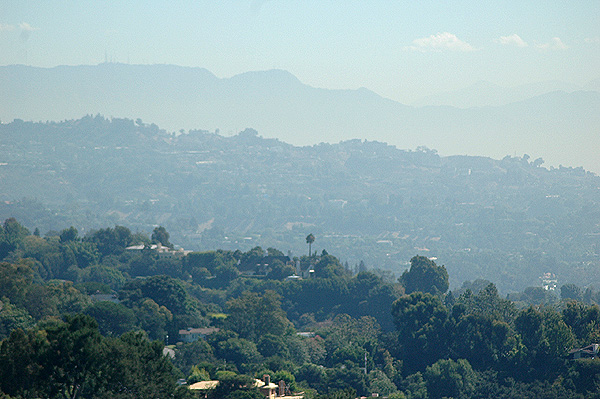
left=0, top=314, right=190, bottom=399
left=2, top=218, right=600, bottom=398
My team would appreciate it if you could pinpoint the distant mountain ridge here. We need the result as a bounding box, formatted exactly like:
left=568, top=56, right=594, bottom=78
left=411, top=80, right=592, bottom=108
left=1, top=63, right=599, bottom=173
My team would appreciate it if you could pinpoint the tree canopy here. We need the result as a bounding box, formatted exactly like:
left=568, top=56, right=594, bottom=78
left=399, top=255, right=449, bottom=295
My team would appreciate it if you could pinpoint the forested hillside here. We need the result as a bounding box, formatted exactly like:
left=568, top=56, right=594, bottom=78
left=2, top=64, right=599, bottom=173
left=1, top=116, right=599, bottom=291
left=2, top=219, right=600, bottom=398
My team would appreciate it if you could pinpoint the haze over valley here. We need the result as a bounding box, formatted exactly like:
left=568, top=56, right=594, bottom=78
left=2, top=115, right=600, bottom=293
left=3, top=3, right=600, bottom=398
left=2, top=63, right=600, bottom=174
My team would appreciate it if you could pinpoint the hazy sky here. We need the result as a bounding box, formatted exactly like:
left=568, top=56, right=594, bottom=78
left=1, top=1, right=599, bottom=103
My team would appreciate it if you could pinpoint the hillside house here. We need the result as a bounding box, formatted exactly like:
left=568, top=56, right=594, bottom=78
left=569, top=344, right=600, bottom=359
left=125, top=243, right=191, bottom=259
left=188, top=380, right=219, bottom=398
left=178, top=327, right=220, bottom=343
left=255, top=375, right=304, bottom=399
left=189, top=376, right=303, bottom=399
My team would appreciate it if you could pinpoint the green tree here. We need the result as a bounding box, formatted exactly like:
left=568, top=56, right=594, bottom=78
left=451, top=314, right=512, bottom=369
left=214, top=263, right=239, bottom=287
left=120, top=275, right=193, bottom=315
left=215, top=338, right=261, bottom=371
left=313, top=254, right=347, bottom=279
left=84, top=301, right=138, bottom=336
left=306, top=234, right=315, bottom=256
left=80, top=264, right=126, bottom=289
left=46, top=280, right=92, bottom=315
left=316, top=388, right=357, bottom=399
left=0, top=314, right=183, bottom=399
left=399, top=256, right=449, bottom=295
left=65, top=241, right=99, bottom=269
left=561, top=283, right=583, bottom=302
left=134, top=298, right=173, bottom=340
left=225, top=290, right=292, bottom=342
left=267, top=247, right=285, bottom=257
left=325, top=367, right=367, bottom=396
left=267, top=260, right=296, bottom=280
left=151, top=226, right=173, bottom=248
left=208, top=373, right=260, bottom=399
left=367, top=369, right=397, bottom=397
left=187, top=365, right=211, bottom=384
left=515, top=306, right=544, bottom=351
left=258, top=333, right=290, bottom=358
left=173, top=341, right=216, bottom=376
left=0, top=299, right=34, bottom=339
left=98, top=331, right=179, bottom=399
left=321, top=314, right=380, bottom=367
left=0, top=259, right=35, bottom=306
left=297, top=363, right=327, bottom=388
left=184, top=251, right=229, bottom=280
left=48, top=315, right=104, bottom=398
left=23, top=284, right=60, bottom=320
left=401, top=372, right=428, bottom=399
left=0, top=218, right=30, bottom=260
left=424, top=358, right=476, bottom=399
left=562, top=301, right=600, bottom=345
left=514, top=306, right=574, bottom=380
left=85, top=225, right=133, bottom=258
left=59, top=226, right=79, bottom=243
left=569, top=358, right=600, bottom=396
left=392, top=292, right=450, bottom=372
left=0, top=326, right=49, bottom=397
left=29, top=314, right=104, bottom=399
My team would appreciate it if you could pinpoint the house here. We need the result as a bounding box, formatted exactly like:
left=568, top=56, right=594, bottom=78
left=89, top=291, right=120, bottom=303
left=156, top=243, right=192, bottom=259
left=255, top=375, right=304, bottom=399
left=188, top=375, right=303, bottom=399
left=256, top=375, right=279, bottom=399
left=125, top=243, right=191, bottom=259
left=189, top=380, right=219, bottom=390
left=295, top=260, right=314, bottom=279
left=540, top=272, right=558, bottom=291
left=178, top=327, right=220, bottom=343
left=188, top=380, right=219, bottom=398
left=296, top=332, right=316, bottom=338
left=569, top=344, right=600, bottom=359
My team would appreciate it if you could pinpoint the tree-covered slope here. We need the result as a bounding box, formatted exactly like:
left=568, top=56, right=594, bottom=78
left=1, top=116, right=599, bottom=291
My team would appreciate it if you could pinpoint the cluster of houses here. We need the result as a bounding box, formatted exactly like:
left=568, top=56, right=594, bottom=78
left=125, top=242, right=192, bottom=259
left=189, top=374, right=304, bottom=399
left=176, top=328, right=305, bottom=398
left=127, top=243, right=597, bottom=398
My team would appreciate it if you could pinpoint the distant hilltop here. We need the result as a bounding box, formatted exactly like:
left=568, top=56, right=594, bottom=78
left=1, top=63, right=599, bottom=173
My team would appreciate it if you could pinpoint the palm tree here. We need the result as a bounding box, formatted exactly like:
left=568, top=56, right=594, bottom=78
left=306, top=233, right=315, bottom=257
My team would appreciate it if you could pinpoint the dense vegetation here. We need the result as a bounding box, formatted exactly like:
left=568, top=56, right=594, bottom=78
left=1, top=116, right=600, bottom=292
left=2, top=218, right=600, bottom=398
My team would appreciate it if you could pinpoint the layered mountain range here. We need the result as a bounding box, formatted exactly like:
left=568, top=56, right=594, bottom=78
left=2, top=63, right=599, bottom=173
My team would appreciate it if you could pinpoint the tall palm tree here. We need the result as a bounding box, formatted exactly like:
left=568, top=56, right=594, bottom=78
left=306, top=233, right=315, bottom=257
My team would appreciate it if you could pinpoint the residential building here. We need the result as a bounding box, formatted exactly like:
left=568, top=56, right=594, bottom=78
left=178, top=327, right=220, bottom=343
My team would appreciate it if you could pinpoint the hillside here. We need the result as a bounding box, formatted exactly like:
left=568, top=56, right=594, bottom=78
left=1, top=64, right=600, bottom=173
left=1, top=116, right=600, bottom=292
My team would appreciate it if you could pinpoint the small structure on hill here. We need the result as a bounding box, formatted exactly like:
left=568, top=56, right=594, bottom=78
left=569, top=344, right=600, bottom=359
left=126, top=243, right=192, bottom=259
left=178, top=327, right=219, bottom=343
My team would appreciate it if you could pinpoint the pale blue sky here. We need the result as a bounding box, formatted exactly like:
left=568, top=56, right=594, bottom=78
left=1, top=1, right=599, bottom=102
